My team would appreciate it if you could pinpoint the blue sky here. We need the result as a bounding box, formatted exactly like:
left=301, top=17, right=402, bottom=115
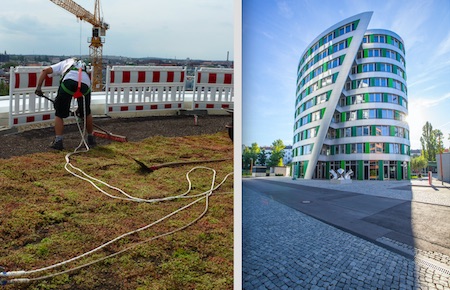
left=0, top=0, right=233, bottom=60
left=242, top=0, right=450, bottom=150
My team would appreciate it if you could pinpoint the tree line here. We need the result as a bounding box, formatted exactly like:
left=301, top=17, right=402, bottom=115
left=242, top=139, right=286, bottom=170
left=411, top=121, right=447, bottom=175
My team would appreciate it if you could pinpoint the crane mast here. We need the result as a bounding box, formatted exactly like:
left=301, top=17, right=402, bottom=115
left=49, top=0, right=109, bottom=91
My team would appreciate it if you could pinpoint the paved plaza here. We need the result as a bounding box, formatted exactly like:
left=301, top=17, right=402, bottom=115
left=242, top=177, right=450, bottom=289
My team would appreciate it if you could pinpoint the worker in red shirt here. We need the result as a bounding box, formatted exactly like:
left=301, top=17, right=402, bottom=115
left=35, top=58, right=96, bottom=150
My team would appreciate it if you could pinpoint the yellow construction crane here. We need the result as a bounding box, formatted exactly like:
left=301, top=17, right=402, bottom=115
left=49, top=0, right=109, bottom=91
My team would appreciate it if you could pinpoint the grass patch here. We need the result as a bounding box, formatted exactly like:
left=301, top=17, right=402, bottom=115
left=0, top=131, right=233, bottom=289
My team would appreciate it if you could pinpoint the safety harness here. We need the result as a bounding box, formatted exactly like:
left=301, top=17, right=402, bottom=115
left=60, top=64, right=91, bottom=98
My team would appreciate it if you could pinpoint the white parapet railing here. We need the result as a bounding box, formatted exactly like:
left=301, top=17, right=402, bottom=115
left=105, top=66, right=186, bottom=116
left=192, top=67, right=234, bottom=112
left=8, top=66, right=75, bottom=127
left=6, top=65, right=234, bottom=129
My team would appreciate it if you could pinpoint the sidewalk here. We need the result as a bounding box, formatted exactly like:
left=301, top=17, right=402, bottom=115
left=251, top=176, right=450, bottom=207
left=242, top=179, right=450, bottom=289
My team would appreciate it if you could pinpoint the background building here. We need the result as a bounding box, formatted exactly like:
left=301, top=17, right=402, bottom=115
left=292, top=12, right=410, bottom=180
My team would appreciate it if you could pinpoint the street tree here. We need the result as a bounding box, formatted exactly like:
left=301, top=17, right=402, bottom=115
left=267, top=139, right=285, bottom=167
left=410, top=155, right=428, bottom=176
left=242, top=142, right=260, bottom=169
left=420, top=122, right=442, bottom=161
left=257, top=149, right=267, bottom=166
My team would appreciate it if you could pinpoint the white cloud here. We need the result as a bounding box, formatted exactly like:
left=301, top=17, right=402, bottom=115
left=411, top=92, right=450, bottom=108
left=436, top=31, right=450, bottom=57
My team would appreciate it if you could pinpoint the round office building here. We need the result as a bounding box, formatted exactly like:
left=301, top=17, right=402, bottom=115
left=292, top=12, right=411, bottom=180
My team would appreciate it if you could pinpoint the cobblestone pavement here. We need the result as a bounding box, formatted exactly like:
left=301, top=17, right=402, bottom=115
left=242, top=183, right=450, bottom=289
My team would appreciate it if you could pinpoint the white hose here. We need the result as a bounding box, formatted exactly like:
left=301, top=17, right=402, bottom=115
left=0, top=97, right=233, bottom=284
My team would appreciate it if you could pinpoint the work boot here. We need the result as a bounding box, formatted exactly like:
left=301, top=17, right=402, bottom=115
left=87, top=135, right=97, bottom=147
left=50, top=139, right=64, bottom=150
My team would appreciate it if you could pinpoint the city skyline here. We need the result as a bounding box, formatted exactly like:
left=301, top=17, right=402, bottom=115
left=242, top=0, right=450, bottom=150
left=0, top=0, right=233, bottom=61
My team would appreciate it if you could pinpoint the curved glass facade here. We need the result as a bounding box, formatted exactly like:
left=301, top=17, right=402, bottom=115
left=292, top=12, right=411, bottom=180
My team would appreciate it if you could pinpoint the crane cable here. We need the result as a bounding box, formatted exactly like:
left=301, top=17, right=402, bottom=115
left=1, top=97, right=233, bottom=285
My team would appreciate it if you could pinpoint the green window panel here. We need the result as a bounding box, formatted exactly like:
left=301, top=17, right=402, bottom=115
left=352, top=80, right=357, bottom=90
left=341, top=160, right=346, bottom=169
left=340, top=55, right=346, bottom=63
left=328, top=46, right=333, bottom=55
left=357, top=110, right=363, bottom=120
left=308, top=113, right=312, bottom=123
left=352, top=126, right=357, bottom=137
left=330, top=145, right=335, bottom=155
left=370, top=34, right=375, bottom=42
left=397, top=161, right=402, bottom=180
left=376, top=63, right=381, bottom=71
left=303, top=130, right=307, bottom=140
left=341, top=112, right=347, bottom=122
left=381, top=48, right=386, bottom=57
left=371, top=125, right=377, bottom=136
left=326, top=90, right=332, bottom=100
left=300, top=146, right=303, bottom=156
left=357, top=65, right=362, bottom=74
left=323, top=62, right=328, bottom=72
left=363, top=49, right=369, bottom=58
left=334, top=28, right=340, bottom=38
left=377, top=109, right=383, bottom=119
left=390, top=126, right=396, bottom=136
left=304, top=160, right=309, bottom=174
left=353, top=19, right=360, bottom=30
left=357, top=160, right=364, bottom=180
left=365, top=143, right=370, bottom=153
left=320, top=108, right=326, bottom=118
left=347, top=96, right=352, bottom=105
left=314, top=54, right=319, bottom=63
left=346, top=36, right=353, bottom=47
left=401, top=144, right=405, bottom=154
left=383, top=93, right=388, bottom=103
left=387, top=35, right=392, bottom=44
left=332, top=72, right=339, bottom=82
left=378, top=160, right=384, bottom=180
left=310, top=71, right=314, bottom=79
left=384, top=143, right=390, bottom=153
left=364, top=93, right=369, bottom=103
left=392, top=66, right=397, bottom=74
left=336, top=129, right=340, bottom=139
left=370, top=78, right=376, bottom=86
left=388, top=78, right=394, bottom=88
left=319, top=38, right=324, bottom=47
left=346, top=144, right=351, bottom=154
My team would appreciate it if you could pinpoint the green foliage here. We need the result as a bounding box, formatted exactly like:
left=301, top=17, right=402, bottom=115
left=267, top=139, right=285, bottom=167
left=0, top=79, right=8, bottom=96
left=420, top=122, right=444, bottom=161
left=0, top=132, right=233, bottom=289
left=257, top=148, right=267, bottom=166
left=411, top=155, right=428, bottom=174
left=242, top=142, right=260, bottom=169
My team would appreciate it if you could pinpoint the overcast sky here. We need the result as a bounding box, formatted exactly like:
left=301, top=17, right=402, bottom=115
left=242, top=0, right=450, bottom=150
left=0, top=0, right=233, bottom=60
